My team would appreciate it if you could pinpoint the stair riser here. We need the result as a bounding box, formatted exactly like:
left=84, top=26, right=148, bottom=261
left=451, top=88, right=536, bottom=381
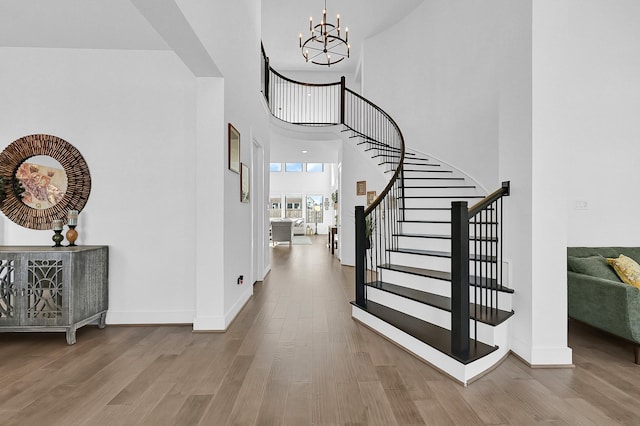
left=397, top=236, right=498, bottom=252
left=397, top=236, right=451, bottom=251
left=388, top=252, right=500, bottom=276
left=400, top=187, right=480, bottom=197
left=402, top=197, right=483, bottom=209
left=389, top=252, right=451, bottom=271
left=400, top=222, right=451, bottom=235
left=366, top=287, right=503, bottom=346
left=378, top=268, right=451, bottom=294
left=376, top=269, right=513, bottom=310
left=400, top=177, right=467, bottom=186
left=402, top=209, right=452, bottom=221
left=402, top=170, right=457, bottom=179
left=469, top=293, right=512, bottom=311
left=400, top=222, right=498, bottom=235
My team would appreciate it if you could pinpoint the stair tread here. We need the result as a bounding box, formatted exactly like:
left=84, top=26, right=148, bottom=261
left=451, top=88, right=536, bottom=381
left=394, top=233, right=498, bottom=242
left=389, top=248, right=497, bottom=262
left=401, top=195, right=485, bottom=199
left=399, top=220, right=498, bottom=225
left=401, top=207, right=451, bottom=211
left=400, top=185, right=476, bottom=189
left=366, top=281, right=514, bottom=326
left=382, top=162, right=440, bottom=166
left=379, top=264, right=514, bottom=293
left=397, top=169, right=453, bottom=173
left=379, top=263, right=451, bottom=280
left=402, top=177, right=464, bottom=180
left=351, top=301, right=498, bottom=364
left=389, top=248, right=451, bottom=257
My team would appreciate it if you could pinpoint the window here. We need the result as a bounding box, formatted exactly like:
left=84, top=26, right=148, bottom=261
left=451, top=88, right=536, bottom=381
left=285, top=162, right=303, bottom=172
left=306, top=195, right=323, bottom=230
left=269, top=163, right=282, bottom=172
left=306, top=163, right=323, bottom=172
left=269, top=195, right=282, bottom=218
left=285, top=195, right=303, bottom=218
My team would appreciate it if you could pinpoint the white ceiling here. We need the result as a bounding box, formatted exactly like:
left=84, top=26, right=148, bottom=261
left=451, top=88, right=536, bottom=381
left=262, top=0, right=424, bottom=73
left=0, top=0, right=169, bottom=50
left=0, top=0, right=424, bottom=74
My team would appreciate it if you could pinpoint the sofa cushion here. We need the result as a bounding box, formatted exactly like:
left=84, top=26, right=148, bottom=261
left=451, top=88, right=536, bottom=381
left=607, top=255, right=640, bottom=289
left=567, top=255, right=621, bottom=282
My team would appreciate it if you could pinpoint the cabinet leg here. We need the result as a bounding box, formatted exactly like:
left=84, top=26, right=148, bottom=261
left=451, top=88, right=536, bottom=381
left=66, top=328, right=77, bottom=345
left=98, top=312, right=107, bottom=329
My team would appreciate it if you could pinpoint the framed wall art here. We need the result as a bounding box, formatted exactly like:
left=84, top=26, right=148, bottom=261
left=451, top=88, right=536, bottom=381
left=241, top=163, right=250, bottom=203
left=228, top=123, right=240, bottom=173
left=367, top=191, right=376, bottom=205
left=356, top=180, right=366, bottom=196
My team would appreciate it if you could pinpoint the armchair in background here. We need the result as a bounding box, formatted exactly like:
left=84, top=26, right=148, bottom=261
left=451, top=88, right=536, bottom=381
left=271, top=220, right=293, bottom=246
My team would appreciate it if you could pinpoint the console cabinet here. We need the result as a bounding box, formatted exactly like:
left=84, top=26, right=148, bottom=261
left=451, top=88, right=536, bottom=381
left=0, top=246, right=108, bottom=344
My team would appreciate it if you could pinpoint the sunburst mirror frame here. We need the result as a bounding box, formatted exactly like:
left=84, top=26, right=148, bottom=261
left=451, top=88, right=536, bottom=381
left=0, top=134, right=91, bottom=230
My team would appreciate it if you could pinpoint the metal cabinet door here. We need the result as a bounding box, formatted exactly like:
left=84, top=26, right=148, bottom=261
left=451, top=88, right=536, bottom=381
left=21, top=252, right=68, bottom=327
left=0, top=254, right=20, bottom=326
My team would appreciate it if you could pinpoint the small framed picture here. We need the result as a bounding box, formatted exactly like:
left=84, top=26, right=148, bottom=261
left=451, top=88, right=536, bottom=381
left=356, top=180, right=366, bottom=196
left=241, top=163, right=250, bottom=203
left=367, top=191, right=376, bottom=205
left=228, top=123, right=240, bottom=173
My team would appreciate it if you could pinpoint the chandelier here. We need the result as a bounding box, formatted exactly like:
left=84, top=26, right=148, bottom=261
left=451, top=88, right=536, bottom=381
left=298, top=0, right=349, bottom=67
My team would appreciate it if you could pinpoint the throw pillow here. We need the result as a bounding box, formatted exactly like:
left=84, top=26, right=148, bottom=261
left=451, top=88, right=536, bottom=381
left=568, top=255, right=621, bottom=282
left=607, top=255, right=640, bottom=288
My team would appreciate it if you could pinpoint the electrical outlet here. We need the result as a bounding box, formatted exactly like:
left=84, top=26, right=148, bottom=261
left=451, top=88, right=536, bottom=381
left=237, top=275, right=244, bottom=285
left=575, top=200, right=589, bottom=210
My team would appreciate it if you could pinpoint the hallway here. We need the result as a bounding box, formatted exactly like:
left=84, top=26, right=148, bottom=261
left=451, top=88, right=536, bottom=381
left=1, top=236, right=640, bottom=424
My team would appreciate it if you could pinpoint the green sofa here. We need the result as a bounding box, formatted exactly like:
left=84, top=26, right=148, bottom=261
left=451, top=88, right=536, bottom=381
left=567, top=247, right=640, bottom=363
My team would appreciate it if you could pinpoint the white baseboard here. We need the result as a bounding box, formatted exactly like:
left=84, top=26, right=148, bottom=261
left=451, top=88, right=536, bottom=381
left=106, top=310, right=195, bottom=325
left=193, top=286, right=253, bottom=331
left=510, top=335, right=573, bottom=366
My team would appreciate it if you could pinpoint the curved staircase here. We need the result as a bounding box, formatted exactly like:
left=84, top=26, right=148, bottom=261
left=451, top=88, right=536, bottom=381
left=262, top=46, right=512, bottom=385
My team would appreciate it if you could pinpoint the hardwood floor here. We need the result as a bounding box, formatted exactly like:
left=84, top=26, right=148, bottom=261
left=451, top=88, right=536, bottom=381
left=1, top=236, right=640, bottom=425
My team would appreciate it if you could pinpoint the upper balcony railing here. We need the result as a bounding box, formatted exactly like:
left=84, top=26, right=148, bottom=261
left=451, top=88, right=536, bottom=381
left=260, top=44, right=405, bottom=311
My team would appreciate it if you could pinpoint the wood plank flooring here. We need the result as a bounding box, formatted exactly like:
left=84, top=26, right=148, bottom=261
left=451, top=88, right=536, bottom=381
left=1, top=236, right=640, bottom=425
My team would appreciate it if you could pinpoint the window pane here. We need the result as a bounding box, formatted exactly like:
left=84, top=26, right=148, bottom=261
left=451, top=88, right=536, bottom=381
left=306, top=195, right=323, bottom=229
left=306, top=163, right=323, bottom=172
left=285, top=162, right=303, bottom=172
left=269, top=195, right=281, bottom=218
left=285, top=195, right=302, bottom=218
left=270, top=163, right=282, bottom=172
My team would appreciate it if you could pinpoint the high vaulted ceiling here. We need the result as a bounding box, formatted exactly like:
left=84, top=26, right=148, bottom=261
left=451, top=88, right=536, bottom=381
left=0, top=0, right=424, bottom=74
left=261, top=0, right=424, bottom=73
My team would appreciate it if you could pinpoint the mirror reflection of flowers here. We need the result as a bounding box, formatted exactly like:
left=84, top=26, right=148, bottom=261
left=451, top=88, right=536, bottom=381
left=15, top=162, right=65, bottom=206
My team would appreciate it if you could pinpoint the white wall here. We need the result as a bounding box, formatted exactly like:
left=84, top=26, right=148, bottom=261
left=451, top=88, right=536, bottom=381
left=176, top=0, right=270, bottom=329
left=0, top=47, right=197, bottom=324
left=0, top=0, right=271, bottom=331
left=360, top=0, right=577, bottom=365
left=361, top=0, right=500, bottom=190
left=339, top=135, right=390, bottom=266
left=563, top=0, right=640, bottom=246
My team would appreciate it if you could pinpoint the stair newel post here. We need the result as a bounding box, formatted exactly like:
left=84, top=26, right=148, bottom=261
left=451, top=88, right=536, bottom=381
left=451, top=201, right=470, bottom=359
left=355, top=205, right=367, bottom=307
left=340, top=76, right=346, bottom=125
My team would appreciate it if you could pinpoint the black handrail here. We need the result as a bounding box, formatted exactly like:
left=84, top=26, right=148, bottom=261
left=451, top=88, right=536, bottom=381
left=468, top=181, right=510, bottom=218
left=344, top=88, right=405, bottom=216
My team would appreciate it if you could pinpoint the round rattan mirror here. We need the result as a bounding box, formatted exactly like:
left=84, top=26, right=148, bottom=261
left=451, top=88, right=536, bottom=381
left=0, top=134, right=91, bottom=230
